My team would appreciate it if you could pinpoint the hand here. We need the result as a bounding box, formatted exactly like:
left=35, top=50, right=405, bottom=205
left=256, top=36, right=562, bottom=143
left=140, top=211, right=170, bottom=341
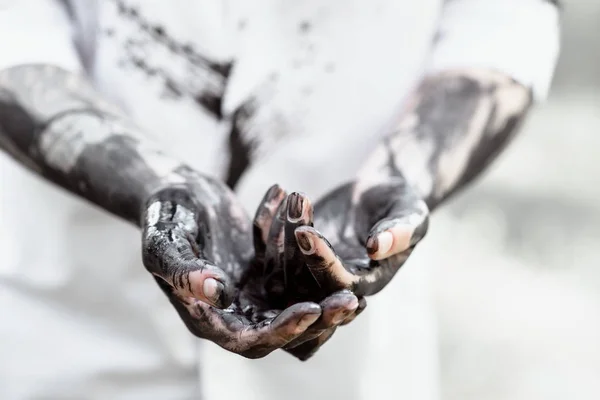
left=259, top=178, right=429, bottom=360
left=266, top=177, right=429, bottom=360
left=298, top=178, right=430, bottom=297
left=253, top=186, right=366, bottom=361
left=140, top=167, right=324, bottom=359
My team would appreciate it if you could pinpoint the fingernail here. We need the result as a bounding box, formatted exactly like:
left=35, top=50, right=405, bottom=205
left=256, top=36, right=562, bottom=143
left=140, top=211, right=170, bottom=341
left=298, top=313, right=320, bottom=329
left=203, top=278, right=224, bottom=305
left=366, top=236, right=377, bottom=255
left=287, top=192, right=304, bottom=222
left=295, top=230, right=315, bottom=255
left=367, top=231, right=393, bottom=257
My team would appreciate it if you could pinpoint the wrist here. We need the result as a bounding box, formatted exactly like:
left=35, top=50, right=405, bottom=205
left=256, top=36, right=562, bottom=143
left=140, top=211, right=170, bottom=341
left=356, top=150, right=430, bottom=207
left=43, top=109, right=200, bottom=225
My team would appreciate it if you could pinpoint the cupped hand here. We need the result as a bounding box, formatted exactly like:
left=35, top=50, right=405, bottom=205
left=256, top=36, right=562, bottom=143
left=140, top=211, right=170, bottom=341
left=140, top=166, right=324, bottom=358
left=252, top=186, right=366, bottom=361
left=298, top=178, right=430, bottom=298
left=256, top=177, right=429, bottom=360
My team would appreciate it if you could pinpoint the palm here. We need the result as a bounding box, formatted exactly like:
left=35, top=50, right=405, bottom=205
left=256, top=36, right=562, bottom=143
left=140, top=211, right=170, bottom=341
left=274, top=179, right=429, bottom=302
left=243, top=179, right=428, bottom=360
left=310, top=182, right=414, bottom=297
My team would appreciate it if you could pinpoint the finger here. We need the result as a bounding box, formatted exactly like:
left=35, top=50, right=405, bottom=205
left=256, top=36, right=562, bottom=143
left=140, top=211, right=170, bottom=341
left=151, top=254, right=232, bottom=309
left=317, top=290, right=359, bottom=328
left=264, top=196, right=287, bottom=268
left=253, top=184, right=287, bottom=262
left=287, top=294, right=362, bottom=360
left=263, top=196, right=288, bottom=299
left=180, top=298, right=322, bottom=359
left=283, top=192, right=314, bottom=289
left=239, top=302, right=322, bottom=358
left=294, top=226, right=358, bottom=292
left=340, top=296, right=367, bottom=326
left=366, top=199, right=429, bottom=260
left=284, top=290, right=358, bottom=349
left=143, top=222, right=233, bottom=309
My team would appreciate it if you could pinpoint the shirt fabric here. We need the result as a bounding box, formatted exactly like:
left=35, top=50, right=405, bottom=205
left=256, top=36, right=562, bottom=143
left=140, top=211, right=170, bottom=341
left=0, top=1, right=560, bottom=399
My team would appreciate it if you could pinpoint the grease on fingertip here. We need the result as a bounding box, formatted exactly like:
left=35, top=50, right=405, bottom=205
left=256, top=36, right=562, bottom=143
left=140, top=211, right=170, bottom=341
left=269, top=185, right=288, bottom=207
left=366, top=236, right=377, bottom=255
left=295, top=230, right=315, bottom=254
left=367, top=231, right=393, bottom=257
left=266, top=184, right=282, bottom=198
left=287, top=192, right=305, bottom=222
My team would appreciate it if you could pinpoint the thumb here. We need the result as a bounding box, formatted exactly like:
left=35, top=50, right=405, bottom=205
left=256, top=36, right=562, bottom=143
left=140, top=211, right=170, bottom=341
left=146, top=232, right=235, bottom=308
left=142, top=186, right=236, bottom=309
left=142, top=214, right=235, bottom=309
left=357, top=181, right=429, bottom=260
left=171, top=258, right=235, bottom=309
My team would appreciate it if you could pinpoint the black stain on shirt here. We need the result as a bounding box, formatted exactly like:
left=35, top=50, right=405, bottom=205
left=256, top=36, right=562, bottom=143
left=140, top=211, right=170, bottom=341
left=153, top=25, right=166, bottom=37
left=225, top=103, right=256, bottom=189
left=107, top=0, right=262, bottom=184
left=432, top=31, right=444, bottom=46
left=165, top=78, right=183, bottom=97
left=110, top=0, right=233, bottom=119
left=299, top=21, right=311, bottom=33
left=195, top=94, right=224, bottom=119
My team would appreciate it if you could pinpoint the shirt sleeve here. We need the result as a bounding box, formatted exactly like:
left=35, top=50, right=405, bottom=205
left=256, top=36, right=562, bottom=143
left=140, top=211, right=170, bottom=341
left=426, top=0, right=561, bottom=101
left=0, top=0, right=82, bottom=72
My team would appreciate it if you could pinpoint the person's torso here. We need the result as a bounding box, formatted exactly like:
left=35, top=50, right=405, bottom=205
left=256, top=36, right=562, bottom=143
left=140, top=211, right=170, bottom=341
left=77, top=0, right=442, bottom=204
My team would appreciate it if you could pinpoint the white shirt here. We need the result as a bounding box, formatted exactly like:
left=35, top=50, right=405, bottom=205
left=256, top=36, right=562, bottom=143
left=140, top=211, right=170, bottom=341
left=0, top=1, right=559, bottom=399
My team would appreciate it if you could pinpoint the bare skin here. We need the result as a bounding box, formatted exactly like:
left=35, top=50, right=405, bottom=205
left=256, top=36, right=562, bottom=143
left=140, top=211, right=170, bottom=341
left=253, top=68, right=532, bottom=360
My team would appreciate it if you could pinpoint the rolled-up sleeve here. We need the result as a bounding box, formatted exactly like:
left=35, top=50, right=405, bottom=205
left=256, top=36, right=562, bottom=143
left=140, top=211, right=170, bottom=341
left=0, top=0, right=81, bottom=72
left=427, top=0, right=561, bottom=101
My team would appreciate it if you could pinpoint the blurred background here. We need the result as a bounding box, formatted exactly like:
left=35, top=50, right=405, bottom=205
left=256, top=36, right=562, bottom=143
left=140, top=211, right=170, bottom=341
left=433, top=1, right=600, bottom=399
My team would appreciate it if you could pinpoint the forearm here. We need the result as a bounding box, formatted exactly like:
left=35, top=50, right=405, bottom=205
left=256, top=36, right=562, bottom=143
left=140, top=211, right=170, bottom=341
left=0, top=64, right=192, bottom=225
left=358, top=68, right=532, bottom=211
